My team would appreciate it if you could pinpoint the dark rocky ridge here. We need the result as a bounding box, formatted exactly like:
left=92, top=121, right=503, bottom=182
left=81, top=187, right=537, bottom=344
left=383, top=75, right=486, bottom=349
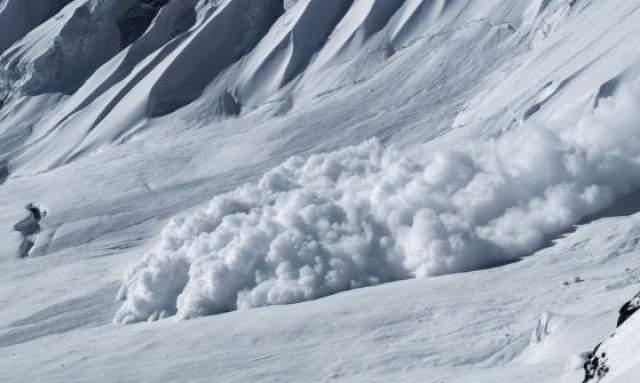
left=118, top=0, right=171, bottom=48
left=582, top=290, right=640, bottom=382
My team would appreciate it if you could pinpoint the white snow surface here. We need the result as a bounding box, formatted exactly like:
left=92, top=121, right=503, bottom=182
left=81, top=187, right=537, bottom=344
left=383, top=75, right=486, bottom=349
left=594, top=311, right=640, bottom=383
left=116, top=81, right=640, bottom=323
left=1, top=0, right=640, bottom=382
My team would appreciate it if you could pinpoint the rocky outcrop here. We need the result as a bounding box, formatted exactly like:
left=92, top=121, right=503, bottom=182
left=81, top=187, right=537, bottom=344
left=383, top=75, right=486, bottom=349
left=118, top=0, right=171, bottom=48
left=582, top=290, right=640, bottom=382
left=617, top=291, right=640, bottom=327
left=582, top=343, right=610, bottom=383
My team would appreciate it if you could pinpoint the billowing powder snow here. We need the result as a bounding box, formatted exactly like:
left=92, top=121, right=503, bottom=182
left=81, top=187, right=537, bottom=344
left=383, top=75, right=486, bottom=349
left=114, top=82, right=640, bottom=324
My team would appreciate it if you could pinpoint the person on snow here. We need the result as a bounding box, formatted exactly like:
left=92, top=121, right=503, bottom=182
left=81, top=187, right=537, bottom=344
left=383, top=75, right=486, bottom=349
left=13, top=203, right=47, bottom=257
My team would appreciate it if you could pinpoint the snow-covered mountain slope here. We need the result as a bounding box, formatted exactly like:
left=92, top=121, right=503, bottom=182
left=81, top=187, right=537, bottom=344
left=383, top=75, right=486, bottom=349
left=3, top=203, right=640, bottom=383
left=581, top=290, right=640, bottom=383
left=1, top=0, right=640, bottom=382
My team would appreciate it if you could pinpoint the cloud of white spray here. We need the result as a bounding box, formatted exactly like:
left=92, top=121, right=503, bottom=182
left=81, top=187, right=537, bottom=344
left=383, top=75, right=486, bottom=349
left=114, top=81, right=640, bottom=324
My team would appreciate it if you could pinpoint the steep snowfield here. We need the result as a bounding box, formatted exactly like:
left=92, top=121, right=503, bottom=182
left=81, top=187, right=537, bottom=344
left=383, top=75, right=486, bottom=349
left=1, top=0, right=640, bottom=382
left=116, top=84, right=640, bottom=323
left=4, top=208, right=640, bottom=383
left=0, top=0, right=74, bottom=54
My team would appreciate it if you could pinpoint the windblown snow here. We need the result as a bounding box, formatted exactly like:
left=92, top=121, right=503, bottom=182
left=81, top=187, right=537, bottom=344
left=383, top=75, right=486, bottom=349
left=115, top=81, right=640, bottom=323
left=2, top=0, right=640, bottom=382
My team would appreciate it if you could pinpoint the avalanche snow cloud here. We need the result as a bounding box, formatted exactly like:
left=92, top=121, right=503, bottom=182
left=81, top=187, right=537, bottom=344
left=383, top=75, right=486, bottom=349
left=115, top=80, right=640, bottom=324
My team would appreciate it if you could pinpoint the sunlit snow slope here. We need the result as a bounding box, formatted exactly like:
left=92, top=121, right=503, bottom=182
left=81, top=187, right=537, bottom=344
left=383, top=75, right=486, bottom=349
left=1, top=0, right=640, bottom=382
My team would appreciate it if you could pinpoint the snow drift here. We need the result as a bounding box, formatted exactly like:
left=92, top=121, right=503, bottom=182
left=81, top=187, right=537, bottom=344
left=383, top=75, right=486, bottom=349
left=114, top=79, right=640, bottom=324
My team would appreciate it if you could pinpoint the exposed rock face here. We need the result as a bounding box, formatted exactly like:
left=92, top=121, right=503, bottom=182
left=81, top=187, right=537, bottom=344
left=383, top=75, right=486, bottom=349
left=617, top=291, right=640, bottom=327
left=582, top=343, right=610, bottom=383
left=118, top=0, right=171, bottom=48
left=582, top=290, right=640, bottom=382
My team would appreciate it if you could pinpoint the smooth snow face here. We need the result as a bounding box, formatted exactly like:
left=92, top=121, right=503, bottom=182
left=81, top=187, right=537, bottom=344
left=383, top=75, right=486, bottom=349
left=0, top=0, right=74, bottom=53
left=235, top=0, right=353, bottom=106
left=115, top=78, right=640, bottom=323
left=1, top=0, right=568, bottom=174
left=147, top=0, right=284, bottom=117
left=0, top=0, right=137, bottom=95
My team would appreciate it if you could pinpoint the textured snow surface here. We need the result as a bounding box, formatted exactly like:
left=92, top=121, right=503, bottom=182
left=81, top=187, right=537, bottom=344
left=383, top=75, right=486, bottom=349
left=116, top=81, right=640, bottom=322
left=1, top=0, right=640, bottom=382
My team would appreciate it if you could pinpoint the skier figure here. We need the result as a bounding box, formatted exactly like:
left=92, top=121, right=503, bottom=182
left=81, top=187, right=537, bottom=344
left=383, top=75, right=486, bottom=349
left=13, top=203, right=47, bottom=257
